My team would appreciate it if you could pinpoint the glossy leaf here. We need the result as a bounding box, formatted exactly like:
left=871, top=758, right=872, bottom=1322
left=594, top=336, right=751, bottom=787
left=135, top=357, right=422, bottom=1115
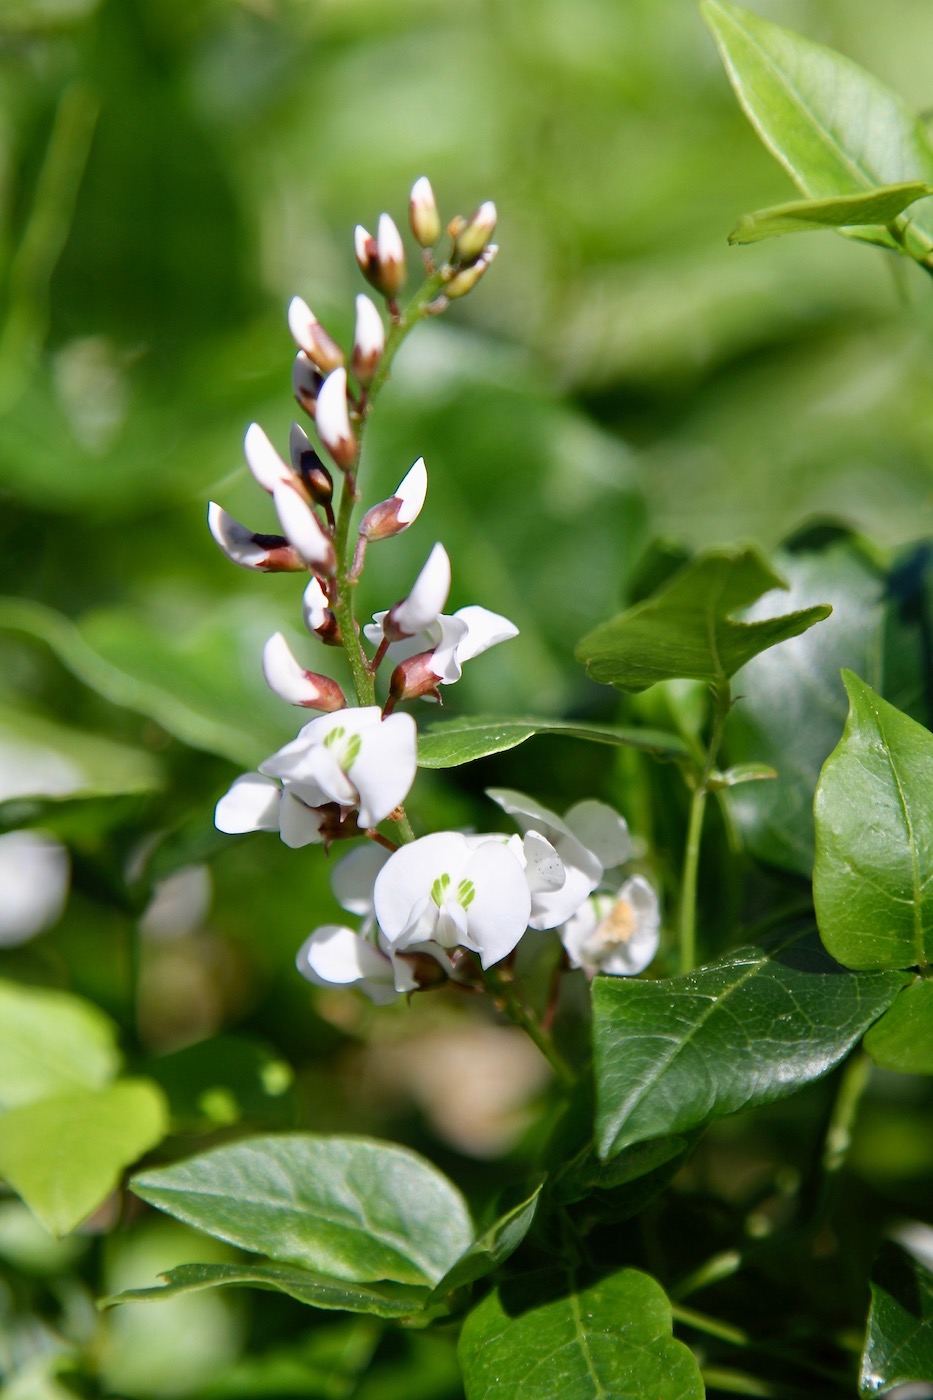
left=0, top=980, right=121, bottom=1111
left=701, top=0, right=933, bottom=257
left=864, top=979, right=933, bottom=1075
left=814, top=672, right=933, bottom=970
left=458, top=1267, right=704, bottom=1400
left=729, top=183, right=933, bottom=244
left=428, top=1186, right=542, bottom=1302
left=576, top=547, right=830, bottom=693
left=593, top=928, right=906, bottom=1160
left=860, top=1243, right=933, bottom=1397
left=131, top=1134, right=473, bottom=1287
left=726, top=533, right=884, bottom=877
left=105, top=1262, right=430, bottom=1320
left=0, top=1080, right=168, bottom=1236
left=417, top=715, right=688, bottom=768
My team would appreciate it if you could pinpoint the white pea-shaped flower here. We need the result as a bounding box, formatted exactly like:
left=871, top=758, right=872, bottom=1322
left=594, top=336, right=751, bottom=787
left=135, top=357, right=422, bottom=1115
left=559, top=876, right=660, bottom=978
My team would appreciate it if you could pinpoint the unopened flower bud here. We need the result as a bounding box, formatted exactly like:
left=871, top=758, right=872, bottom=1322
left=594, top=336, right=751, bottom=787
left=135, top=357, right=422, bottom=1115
left=359, top=457, right=427, bottom=542
left=262, top=633, right=347, bottom=710
left=293, top=351, right=324, bottom=417
left=409, top=176, right=441, bottom=248
left=384, top=542, right=451, bottom=641
left=454, top=201, right=497, bottom=263
left=289, top=422, right=333, bottom=504
left=444, top=244, right=498, bottom=300
left=207, top=503, right=305, bottom=572
left=351, top=294, right=385, bottom=388
left=287, top=296, right=346, bottom=374
left=316, top=367, right=358, bottom=471
left=376, top=214, right=406, bottom=298
left=272, top=481, right=336, bottom=575
left=389, top=651, right=443, bottom=704
left=244, top=422, right=294, bottom=494
left=302, top=576, right=342, bottom=645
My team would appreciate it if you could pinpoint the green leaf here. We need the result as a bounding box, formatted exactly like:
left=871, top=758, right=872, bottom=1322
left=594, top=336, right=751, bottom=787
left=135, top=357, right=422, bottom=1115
left=576, top=547, right=830, bottom=693
left=701, top=0, right=933, bottom=258
left=0, top=1080, right=168, bottom=1236
left=725, top=532, right=884, bottom=877
left=860, top=1243, right=933, bottom=1397
left=0, top=702, right=162, bottom=802
left=864, top=979, right=933, bottom=1075
left=104, top=1261, right=430, bottom=1320
left=417, top=716, right=688, bottom=768
left=0, top=980, right=121, bottom=1110
left=131, top=1134, right=474, bottom=1287
left=428, top=1186, right=542, bottom=1302
left=593, top=928, right=906, bottom=1160
left=814, top=672, right=933, bottom=971
left=729, top=183, right=933, bottom=244
left=458, top=1267, right=704, bottom=1400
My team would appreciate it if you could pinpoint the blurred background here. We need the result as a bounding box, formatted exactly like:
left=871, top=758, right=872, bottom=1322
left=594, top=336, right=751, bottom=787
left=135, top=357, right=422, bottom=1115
left=2, top=0, right=933, bottom=1395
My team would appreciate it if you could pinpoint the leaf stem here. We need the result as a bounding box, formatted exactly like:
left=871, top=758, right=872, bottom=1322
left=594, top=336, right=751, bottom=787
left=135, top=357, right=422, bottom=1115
left=671, top=1303, right=749, bottom=1347
left=679, top=677, right=732, bottom=974
left=483, top=965, right=576, bottom=1088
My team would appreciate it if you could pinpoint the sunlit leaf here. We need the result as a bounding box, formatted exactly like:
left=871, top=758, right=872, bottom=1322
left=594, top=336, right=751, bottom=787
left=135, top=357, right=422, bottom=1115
left=417, top=716, right=687, bottom=768
left=576, top=547, right=830, bottom=692
left=593, top=928, right=906, bottom=1160
left=814, top=673, right=933, bottom=970
left=729, top=183, right=933, bottom=244
left=458, top=1267, right=704, bottom=1400
left=860, top=1243, right=933, bottom=1397
left=0, top=980, right=121, bottom=1110
left=132, top=1134, right=474, bottom=1287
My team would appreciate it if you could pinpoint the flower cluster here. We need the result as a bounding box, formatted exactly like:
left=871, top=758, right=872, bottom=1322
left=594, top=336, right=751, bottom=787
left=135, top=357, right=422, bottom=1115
left=210, top=179, right=660, bottom=1012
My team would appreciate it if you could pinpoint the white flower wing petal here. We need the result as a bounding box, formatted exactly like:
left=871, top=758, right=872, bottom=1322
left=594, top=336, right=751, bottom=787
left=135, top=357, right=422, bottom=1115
left=350, top=712, right=417, bottom=827
left=451, top=605, right=519, bottom=663
left=461, top=840, right=531, bottom=968
left=297, top=924, right=398, bottom=1004
left=564, top=799, right=633, bottom=870
left=215, top=773, right=281, bottom=834
left=331, top=844, right=391, bottom=917
left=279, top=792, right=325, bottom=848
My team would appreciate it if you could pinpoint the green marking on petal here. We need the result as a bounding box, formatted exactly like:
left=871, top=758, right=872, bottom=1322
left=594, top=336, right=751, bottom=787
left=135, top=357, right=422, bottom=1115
left=456, top=879, right=475, bottom=909
left=431, top=873, right=451, bottom=907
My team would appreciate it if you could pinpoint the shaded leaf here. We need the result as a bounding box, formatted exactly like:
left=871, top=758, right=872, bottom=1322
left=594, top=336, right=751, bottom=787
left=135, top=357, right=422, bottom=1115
left=132, top=1134, right=473, bottom=1287
left=593, top=928, right=906, bottom=1160
left=576, top=547, right=830, bottom=693
left=814, top=673, right=933, bottom=970
left=0, top=979, right=121, bottom=1111
left=860, top=1243, right=933, bottom=1396
left=701, top=0, right=933, bottom=258
left=458, top=1267, right=704, bottom=1400
left=729, top=183, right=933, bottom=244
left=428, top=1186, right=542, bottom=1302
left=142, top=1035, right=295, bottom=1132
left=0, top=702, right=162, bottom=802
left=0, top=1080, right=168, bottom=1236
left=864, top=979, right=933, bottom=1075
left=104, top=1261, right=430, bottom=1320
left=417, top=716, right=687, bottom=768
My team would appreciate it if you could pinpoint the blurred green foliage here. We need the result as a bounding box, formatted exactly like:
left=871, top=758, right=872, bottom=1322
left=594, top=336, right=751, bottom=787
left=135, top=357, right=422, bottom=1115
left=2, top=0, right=933, bottom=1395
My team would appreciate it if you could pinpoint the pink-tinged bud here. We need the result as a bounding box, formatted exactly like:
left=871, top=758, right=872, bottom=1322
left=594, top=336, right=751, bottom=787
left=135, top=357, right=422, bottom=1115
left=385, top=541, right=451, bottom=641
left=376, top=214, right=406, bottom=298
left=409, top=176, right=441, bottom=248
left=293, top=351, right=324, bottom=417
left=302, top=576, right=342, bottom=645
left=244, top=422, right=294, bottom=494
left=389, top=651, right=442, bottom=704
left=207, top=502, right=305, bottom=572
left=289, top=422, right=333, bottom=503
left=262, top=633, right=346, bottom=710
left=272, top=481, right=336, bottom=575
left=316, top=367, right=358, bottom=471
left=287, top=296, right=345, bottom=374
left=351, top=294, right=385, bottom=388
left=354, top=224, right=380, bottom=287
left=454, top=201, right=497, bottom=263
left=359, top=457, right=427, bottom=542
left=444, top=244, right=498, bottom=300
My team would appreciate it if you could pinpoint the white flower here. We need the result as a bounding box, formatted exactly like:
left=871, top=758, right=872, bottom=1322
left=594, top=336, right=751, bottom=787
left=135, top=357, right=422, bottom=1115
left=486, top=789, right=632, bottom=929
left=374, top=830, right=531, bottom=968
left=0, top=830, right=69, bottom=946
left=378, top=542, right=451, bottom=642
left=261, top=633, right=346, bottom=710
left=560, top=876, right=660, bottom=977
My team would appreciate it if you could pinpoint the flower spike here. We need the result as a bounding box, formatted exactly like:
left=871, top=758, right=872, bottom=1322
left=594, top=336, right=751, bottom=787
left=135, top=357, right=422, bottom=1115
left=262, top=633, right=347, bottom=710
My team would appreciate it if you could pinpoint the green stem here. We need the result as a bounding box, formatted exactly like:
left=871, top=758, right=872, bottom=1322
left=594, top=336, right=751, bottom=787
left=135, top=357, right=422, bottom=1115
left=484, top=965, right=575, bottom=1088
left=699, top=1367, right=780, bottom=1398
left=671, top=1304, right=749, bottom=1347
left=678, top=677, right=732, bottom=974
left=673, top=1248, right=743, bottom=1301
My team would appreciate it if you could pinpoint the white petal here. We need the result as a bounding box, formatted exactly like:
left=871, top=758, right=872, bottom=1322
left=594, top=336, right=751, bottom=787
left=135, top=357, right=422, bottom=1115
left=451, top=605, right=519, bottom=663
left=574, top=877, right=660, bottom=977
left=374, top=831, right=472, bottom=944
left=354, top=294, right=385, bottom=359
left=0, top=831, right=69, bottom=946
left=262, top=632, right=322, bottom=707
left=296, top=924, right=397, bottom=1003
left=395, top=457, right=427, bottom=526
left=377, top=212, right=404, bottom=266
left=207, top=502, right=267, bottom=569
left=427, top=615, right=470, bottom=684
left=564, top=799, right=632, bottom=870
left=273, top=481, right=334, bottom=572
left=244, top=422, right=291, bottom=493
left=279, top=790, right=325, bottom=848
left=521, top=831, right=565, bottom=894
left=215, top=773, right=280, bottom=834
left=350, top=712, right=418, bottom=828
left=559, top=895, right=605, bottom=970
left=331, top=844, right=391, bottom=917
left=287, top=295, right=317, bottom=355
left=363, top=610, right=389, bottom=647
left=460, top=840, right=531, bottom=968
left=392, top=542, right=451, bottom=636
left=354, top=224, right=373, bottom=263
left=316, top=367, right=351, bottom=445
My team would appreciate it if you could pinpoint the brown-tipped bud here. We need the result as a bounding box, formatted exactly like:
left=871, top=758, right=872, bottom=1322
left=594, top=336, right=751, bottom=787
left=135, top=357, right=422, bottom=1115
left=453, top=201, right=497, bottom=264
left=443, top=244, right=498, bottom=300
left=302, top=577, right=342, bottom=646
left=287, top=297, right=346, bottom=374
left=353, top=219, right=406, bottom=300
left=409, top=176, right=441, bottom=248
left=207, top=503, right=307, bottom=573
left=289, top=423, right=333, bottom=504
left=316, top=368, right=358, bottom=471
left=293, top=351, right=324, bottom=417
left=389, top=651, right=442, bottom=705
left=359, top=458, right=427, bottom=542
left=351, top=294, right=385, bottom=388
left=262, top=633, right=347, bottom=711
